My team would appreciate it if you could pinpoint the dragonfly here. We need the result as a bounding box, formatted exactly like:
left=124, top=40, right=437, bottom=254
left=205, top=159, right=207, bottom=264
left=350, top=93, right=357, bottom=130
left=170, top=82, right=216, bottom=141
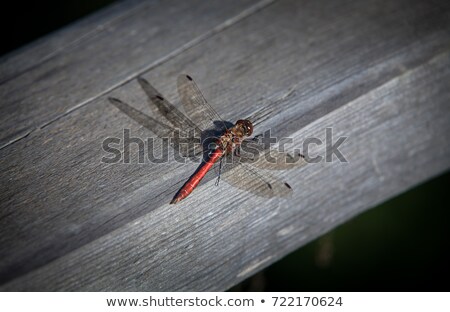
left=109, top=75, right=307, bottom=204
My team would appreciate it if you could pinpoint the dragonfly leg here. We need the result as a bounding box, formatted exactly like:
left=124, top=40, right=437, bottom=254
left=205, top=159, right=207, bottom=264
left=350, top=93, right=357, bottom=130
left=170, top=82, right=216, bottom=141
left=234, top=145, right=241, bottom=157
left=215, top=157, right=223, bottom=186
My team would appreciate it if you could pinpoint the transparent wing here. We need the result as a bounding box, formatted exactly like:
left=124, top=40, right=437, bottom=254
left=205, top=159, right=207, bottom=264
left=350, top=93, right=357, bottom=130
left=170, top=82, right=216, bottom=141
left=177, top=74, right=229, bottom=132
left=109, top=97, right=202, bottom=158
left=137, top=77, right=201, bottom=134
left=212, top=134, right=308, bottom=197
left=219, top=160, right=293, bottom=198
left=238, top=138, right=308, bottom=170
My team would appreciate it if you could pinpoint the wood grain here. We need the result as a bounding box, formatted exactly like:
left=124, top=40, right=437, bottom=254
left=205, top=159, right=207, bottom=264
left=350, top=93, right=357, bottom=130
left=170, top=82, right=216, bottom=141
left=1, top=0, right=449, bottom=290
left=0, top=0, right=264, bottom=148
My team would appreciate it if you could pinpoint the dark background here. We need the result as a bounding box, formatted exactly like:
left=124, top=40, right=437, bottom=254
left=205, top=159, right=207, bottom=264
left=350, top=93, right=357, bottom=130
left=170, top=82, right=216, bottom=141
left=2, top=1, right=449, bottom=291
left=0, top=0, right=115, bottom=57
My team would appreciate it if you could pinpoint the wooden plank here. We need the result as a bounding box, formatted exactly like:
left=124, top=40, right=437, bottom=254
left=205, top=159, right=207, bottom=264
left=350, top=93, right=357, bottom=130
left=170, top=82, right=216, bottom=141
left=3, top=51, right=449, bottom=291
left=1, top=0, right=450, bottom=290
left=0, top=0, right=265, bottom=148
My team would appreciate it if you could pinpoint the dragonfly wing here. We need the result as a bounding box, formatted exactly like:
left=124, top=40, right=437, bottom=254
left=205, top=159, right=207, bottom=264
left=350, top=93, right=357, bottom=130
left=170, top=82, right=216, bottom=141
left=109, top=97, right=202, bottom=158
left=137, top=77, right=201, bottom=134
left=218, top=156, right=293, bottom=198
left=239, top=139, right=308, bottom=170
left=177, top=74, right=229, bottom=132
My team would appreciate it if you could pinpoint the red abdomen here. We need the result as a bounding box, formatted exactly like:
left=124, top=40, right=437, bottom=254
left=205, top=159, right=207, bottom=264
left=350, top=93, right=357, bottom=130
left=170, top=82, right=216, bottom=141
left=170, top=148, right=223, bottom=204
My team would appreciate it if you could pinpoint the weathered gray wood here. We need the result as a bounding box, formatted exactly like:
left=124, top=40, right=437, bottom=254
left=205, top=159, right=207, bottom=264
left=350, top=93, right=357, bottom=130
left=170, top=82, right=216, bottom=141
left=0, top=0, right=264, bottom=148
left=1, top=0, right=450, bottom=290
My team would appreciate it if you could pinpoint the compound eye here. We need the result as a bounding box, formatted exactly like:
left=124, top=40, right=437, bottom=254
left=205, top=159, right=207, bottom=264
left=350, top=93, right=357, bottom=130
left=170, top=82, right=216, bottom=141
left=236, top=119, right=253, bottom=136
left=243, top=120, right=253, bottom=136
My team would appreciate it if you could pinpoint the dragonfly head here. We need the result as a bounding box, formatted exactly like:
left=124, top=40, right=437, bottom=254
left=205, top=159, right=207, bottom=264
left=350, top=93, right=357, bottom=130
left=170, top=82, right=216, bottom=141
left=235, top=119, right=253, bottom=137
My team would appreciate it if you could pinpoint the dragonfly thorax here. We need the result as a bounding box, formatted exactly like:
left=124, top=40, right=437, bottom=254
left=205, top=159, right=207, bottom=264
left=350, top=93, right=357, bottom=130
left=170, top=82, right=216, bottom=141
left=214, top=120, right=253, bottom=155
